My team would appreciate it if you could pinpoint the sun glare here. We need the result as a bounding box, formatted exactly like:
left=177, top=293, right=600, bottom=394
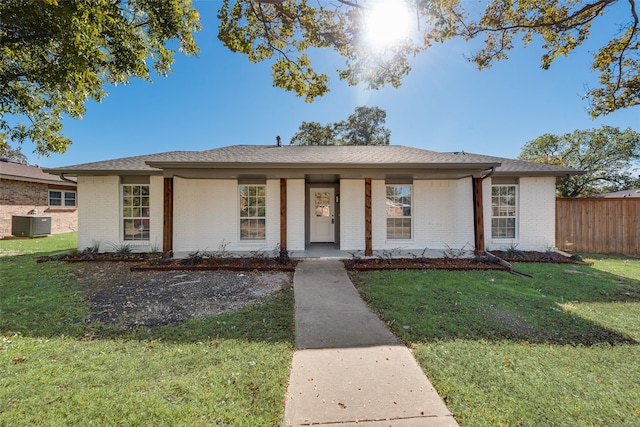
left=363, top=0, right=414, bottom=49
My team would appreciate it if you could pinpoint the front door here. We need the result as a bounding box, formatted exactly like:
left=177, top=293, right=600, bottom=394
left=309, top=188, right=335, bottom=243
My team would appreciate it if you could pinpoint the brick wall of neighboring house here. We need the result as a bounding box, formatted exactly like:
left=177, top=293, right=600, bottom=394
left=0, top=178, right=78, bottom=236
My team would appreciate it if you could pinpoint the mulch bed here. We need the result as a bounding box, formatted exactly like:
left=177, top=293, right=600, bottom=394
left=41, top=250, right=584, bottom=272
left=344, top=257, right=510, bottom=271
left=488, top=250, right=586, bottom=264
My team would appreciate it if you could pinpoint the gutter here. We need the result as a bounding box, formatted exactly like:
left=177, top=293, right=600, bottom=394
left=480, top=166, right=532, bottom=278
left=145, top=161, right=503, bottom=170
left=482, top=166, right=495, bottom=179
left=58, top=173, right=77, bottom=184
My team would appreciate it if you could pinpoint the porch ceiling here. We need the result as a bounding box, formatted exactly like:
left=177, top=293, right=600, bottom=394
left=305, top=174, right=340, bottom=183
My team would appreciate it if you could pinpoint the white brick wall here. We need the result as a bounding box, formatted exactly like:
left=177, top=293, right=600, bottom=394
left=372, top=178, right=474, bottom=251
left=414, top=178, right=475, bottom=250
left=340, top=179, right=365, bottom=251
left=485, top=176, right=556, bottom=251
left=148, top=176, right=164, bottom=252
left=482, top=178, right=493, bottom=250
left=371, top=179, right=387, bottom=250
left=77, top=176, right=164, bottom=253
left=518, top=177, right=556, bottom=250
left=77, top=176, right=120, bottom=251
left=173, top=178, right=279, bottom=253
left=76, top=174, right=557, bottom=254
left=264, top=179, right=280, bottom=251
left=173, top=178, right=234, bottom=252
left=286, top=179, right=305, bottom=251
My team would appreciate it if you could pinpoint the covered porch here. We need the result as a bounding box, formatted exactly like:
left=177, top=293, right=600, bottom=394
left=172, top=244, right=473, bottom=260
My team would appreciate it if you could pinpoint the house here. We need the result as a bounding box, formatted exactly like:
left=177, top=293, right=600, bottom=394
left=44, top=145, right=580, bottom=255
left=592, top=188, right=640, bottom=198
left=0, top=159, right=78, bottom=237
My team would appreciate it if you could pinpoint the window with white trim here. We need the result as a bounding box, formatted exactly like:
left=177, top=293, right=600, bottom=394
left=122, top=184, right=150, bottom=241
left=49, top=190, right=76, bottom=207
left=491, top=185, right=517, bottom=239
left=239, top=185, right=266, bottom=240
left=386, top=185, right=412, bottom=239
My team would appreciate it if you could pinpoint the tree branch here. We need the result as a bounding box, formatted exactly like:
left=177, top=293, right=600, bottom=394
left=252, top=2, right=318, bottom=88
left=336, top=0, right=364, bottom=9
left=612, top=0, right=640, bottom=107
left=468, top=0, right=614, bottom=36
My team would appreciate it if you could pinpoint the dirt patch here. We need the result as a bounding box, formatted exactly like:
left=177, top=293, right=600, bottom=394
left=485, top=304, right=543, bottom=340
left=73, top=262, right=291, bottom=329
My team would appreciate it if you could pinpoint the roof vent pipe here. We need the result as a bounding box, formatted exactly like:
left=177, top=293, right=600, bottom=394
left=276, top=135, right=281, bottom=147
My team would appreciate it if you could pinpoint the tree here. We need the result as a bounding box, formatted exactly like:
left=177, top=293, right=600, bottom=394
left=218, top=0, right=639, bottom=116
left=1, top=0, right=200, bottom=156
left=290, top=106, right=391, bottom=146
left=519, top=126, right=640, bottom=197
left=289, top=121, right=336, bottom=145
left=334, top=105, right=391, bottom=146
left=0, top=144, right=28, bottom=164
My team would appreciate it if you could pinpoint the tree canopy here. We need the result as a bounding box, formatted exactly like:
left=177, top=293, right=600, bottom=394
left=290, top=106, right=391, bottom=146
left=519, top=126, right=640, bottom=197
left=289, top=121, right=336, bottom=146
left=218, top=0, right=639, bottom=116
left=0, top=144, right=28, bottom=164
left=1, top=0, right=200, bottom=156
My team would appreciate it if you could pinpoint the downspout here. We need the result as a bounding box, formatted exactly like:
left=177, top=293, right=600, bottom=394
left=58, top=173, right=77, bottom=184
left=478, top=167, right=533, bottom=278
left=481, top=166, right=495, bottom=180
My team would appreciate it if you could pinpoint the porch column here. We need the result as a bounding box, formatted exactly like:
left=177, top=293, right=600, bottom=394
left=163, top=177, right=174, bottom=255
left=280, top=178, right=287, bottom=250
left=472, top=177, right=485, bottom=252
left=365, top=178, right=372, bottom=256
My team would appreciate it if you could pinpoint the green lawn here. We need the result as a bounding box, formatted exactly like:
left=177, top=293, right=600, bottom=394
left=351, top=257, right=640, bottom=426
left=4, top=234, right=638, bottom=425
left=0, top=233, right=294, bottom=426
left=0, top=231, right=78, bottom=256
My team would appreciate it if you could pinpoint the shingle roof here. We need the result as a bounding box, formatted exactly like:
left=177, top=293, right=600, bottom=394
left=44, top=151, right=189, bottom=174
left=1, top=159, right=77, bottom=185
left=593, top=188, right=640, bottom=198
left=148, top=145, right=504, bottom=167
left=44, top=145, right=582, bottom=176
left=466, top=153, right=583, bottom=175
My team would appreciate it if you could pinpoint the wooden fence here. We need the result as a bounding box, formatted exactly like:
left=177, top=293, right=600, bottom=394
left=556, top=198, right=639, bottom=254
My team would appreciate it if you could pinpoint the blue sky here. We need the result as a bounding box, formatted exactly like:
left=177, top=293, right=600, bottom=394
left=24, top=0, right=639, bottom=168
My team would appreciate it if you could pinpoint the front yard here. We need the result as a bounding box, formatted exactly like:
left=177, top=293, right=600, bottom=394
left=2, top=233, right=639, bottom=426
left=351, top=256, right=640, bottom=426
left=0, top=233, right=295, bottom=426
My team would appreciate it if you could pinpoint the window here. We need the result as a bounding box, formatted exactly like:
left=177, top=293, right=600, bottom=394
left=122, top=185, right=150, bottom=241
left=49, top=190, right=76, bottom=207
left=386, top=185, right=411, bottom=239
left=491, top=185, right=517, bottom=239
left=239, top=185, right=266, bottom=240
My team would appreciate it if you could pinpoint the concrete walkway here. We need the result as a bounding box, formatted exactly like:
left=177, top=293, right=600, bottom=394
left=284, top=260, right=459, bottom=427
